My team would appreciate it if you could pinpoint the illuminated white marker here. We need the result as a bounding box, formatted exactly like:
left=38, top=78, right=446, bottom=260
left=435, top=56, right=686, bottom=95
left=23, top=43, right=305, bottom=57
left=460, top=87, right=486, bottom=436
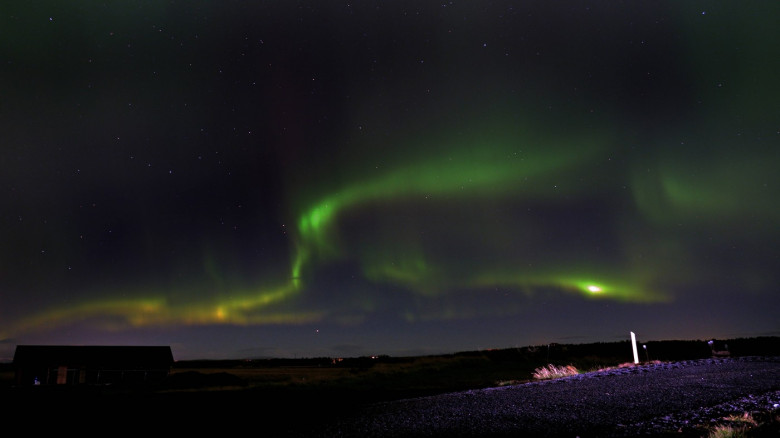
left=631, top=331, right=639, bottom=364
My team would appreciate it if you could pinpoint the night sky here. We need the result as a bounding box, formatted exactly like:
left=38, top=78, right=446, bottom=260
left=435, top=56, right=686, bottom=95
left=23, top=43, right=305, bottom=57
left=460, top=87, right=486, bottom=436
left=2, top=2, right=778, bottom=361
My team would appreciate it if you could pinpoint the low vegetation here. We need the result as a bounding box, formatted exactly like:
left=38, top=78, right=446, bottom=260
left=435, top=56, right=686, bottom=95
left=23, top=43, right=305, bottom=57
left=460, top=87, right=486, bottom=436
left=705, top=411, right=780, bottom=438
left=708, top=424, right=749, bottom=438
left=725, top=412, right=759, bottom=427
left=531, top=363, right=579, bottom=380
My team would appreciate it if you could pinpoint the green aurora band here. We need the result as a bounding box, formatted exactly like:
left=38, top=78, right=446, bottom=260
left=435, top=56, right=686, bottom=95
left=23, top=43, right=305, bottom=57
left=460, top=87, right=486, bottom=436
left=290, top=120, right=665, bottom=305
left=4, top=110, right=777, bottom=339
left=3, top=3, right=778, bottom=342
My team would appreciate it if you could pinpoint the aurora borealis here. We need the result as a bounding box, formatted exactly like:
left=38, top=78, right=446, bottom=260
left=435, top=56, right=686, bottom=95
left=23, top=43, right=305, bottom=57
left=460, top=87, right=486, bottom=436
left=1, top=2, right=778, bottom=360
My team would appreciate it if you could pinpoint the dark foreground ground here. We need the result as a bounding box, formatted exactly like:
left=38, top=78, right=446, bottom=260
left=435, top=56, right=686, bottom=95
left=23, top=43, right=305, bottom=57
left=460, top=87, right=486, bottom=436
left=4, top=356, right=779, bottom=437
left=307, top=357, right=780, bottom=438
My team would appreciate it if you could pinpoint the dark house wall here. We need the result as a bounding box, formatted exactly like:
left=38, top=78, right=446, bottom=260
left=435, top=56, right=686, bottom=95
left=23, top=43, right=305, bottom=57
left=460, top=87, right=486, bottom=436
left=13, top=345, right=174, bottom=386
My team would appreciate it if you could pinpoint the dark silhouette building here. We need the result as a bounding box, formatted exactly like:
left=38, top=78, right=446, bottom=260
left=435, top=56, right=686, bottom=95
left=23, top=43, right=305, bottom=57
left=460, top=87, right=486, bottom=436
left=12, top=345, right=174, bottom=386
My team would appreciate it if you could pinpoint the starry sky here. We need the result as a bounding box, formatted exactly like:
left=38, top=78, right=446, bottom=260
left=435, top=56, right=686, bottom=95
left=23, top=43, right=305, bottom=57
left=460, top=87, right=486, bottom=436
left=1, top=2, right=779, bottom=361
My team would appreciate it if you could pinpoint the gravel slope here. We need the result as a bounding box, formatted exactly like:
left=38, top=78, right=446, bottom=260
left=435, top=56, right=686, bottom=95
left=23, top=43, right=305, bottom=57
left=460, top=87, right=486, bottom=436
left=306, top=357, right=780, bottom=437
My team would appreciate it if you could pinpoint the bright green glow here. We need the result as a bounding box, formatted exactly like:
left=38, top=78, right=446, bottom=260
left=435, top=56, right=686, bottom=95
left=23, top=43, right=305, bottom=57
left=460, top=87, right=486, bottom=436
left=293, top=122, right=611, bottom=279
left=392, top=269, right=671, bottom=324
left=456, top=256, right=671, bottom=303
left=354, top=245, right=668, bottom=303
left=567, top=277, right=660, bottom=302
left=299, top=203, right=336, bottom=238
left=570, top=280, right=614, bottom=298
left=286, top=119, right=676, bottom=307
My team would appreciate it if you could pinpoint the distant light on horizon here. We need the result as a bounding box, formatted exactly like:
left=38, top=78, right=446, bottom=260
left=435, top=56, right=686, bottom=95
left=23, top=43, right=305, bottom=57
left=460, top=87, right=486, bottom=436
left=587, top=285, right=602, bottom=293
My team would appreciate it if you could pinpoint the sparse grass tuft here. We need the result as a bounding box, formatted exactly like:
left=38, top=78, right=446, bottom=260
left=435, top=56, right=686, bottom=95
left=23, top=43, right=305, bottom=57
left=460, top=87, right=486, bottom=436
left=705, top=411, right=780, bottom=438
left=725, top=412, right=757, bottom=426
left=707, top=424, right=748, bottom=438
left=532, top=364, right=579, bottom=380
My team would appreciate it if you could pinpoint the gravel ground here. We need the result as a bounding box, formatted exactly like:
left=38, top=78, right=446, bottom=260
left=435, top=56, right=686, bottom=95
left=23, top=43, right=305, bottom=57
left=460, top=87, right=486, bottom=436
left=305, top=357, right=780, bottom=438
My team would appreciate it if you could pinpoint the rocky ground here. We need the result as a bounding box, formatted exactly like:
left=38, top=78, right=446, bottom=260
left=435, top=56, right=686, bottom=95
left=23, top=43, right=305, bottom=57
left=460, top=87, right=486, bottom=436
left=301, top=357, right=780, bottom=437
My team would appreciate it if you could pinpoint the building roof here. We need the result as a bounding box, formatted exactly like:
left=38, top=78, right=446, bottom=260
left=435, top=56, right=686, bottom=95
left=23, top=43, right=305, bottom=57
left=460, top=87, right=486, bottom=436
left=13, top=345, right=174, bottom=369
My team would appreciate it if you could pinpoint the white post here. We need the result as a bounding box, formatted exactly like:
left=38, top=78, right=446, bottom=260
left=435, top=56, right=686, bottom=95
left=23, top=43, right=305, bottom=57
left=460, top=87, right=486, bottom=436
left=631, top=331, right=639, bottom=364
